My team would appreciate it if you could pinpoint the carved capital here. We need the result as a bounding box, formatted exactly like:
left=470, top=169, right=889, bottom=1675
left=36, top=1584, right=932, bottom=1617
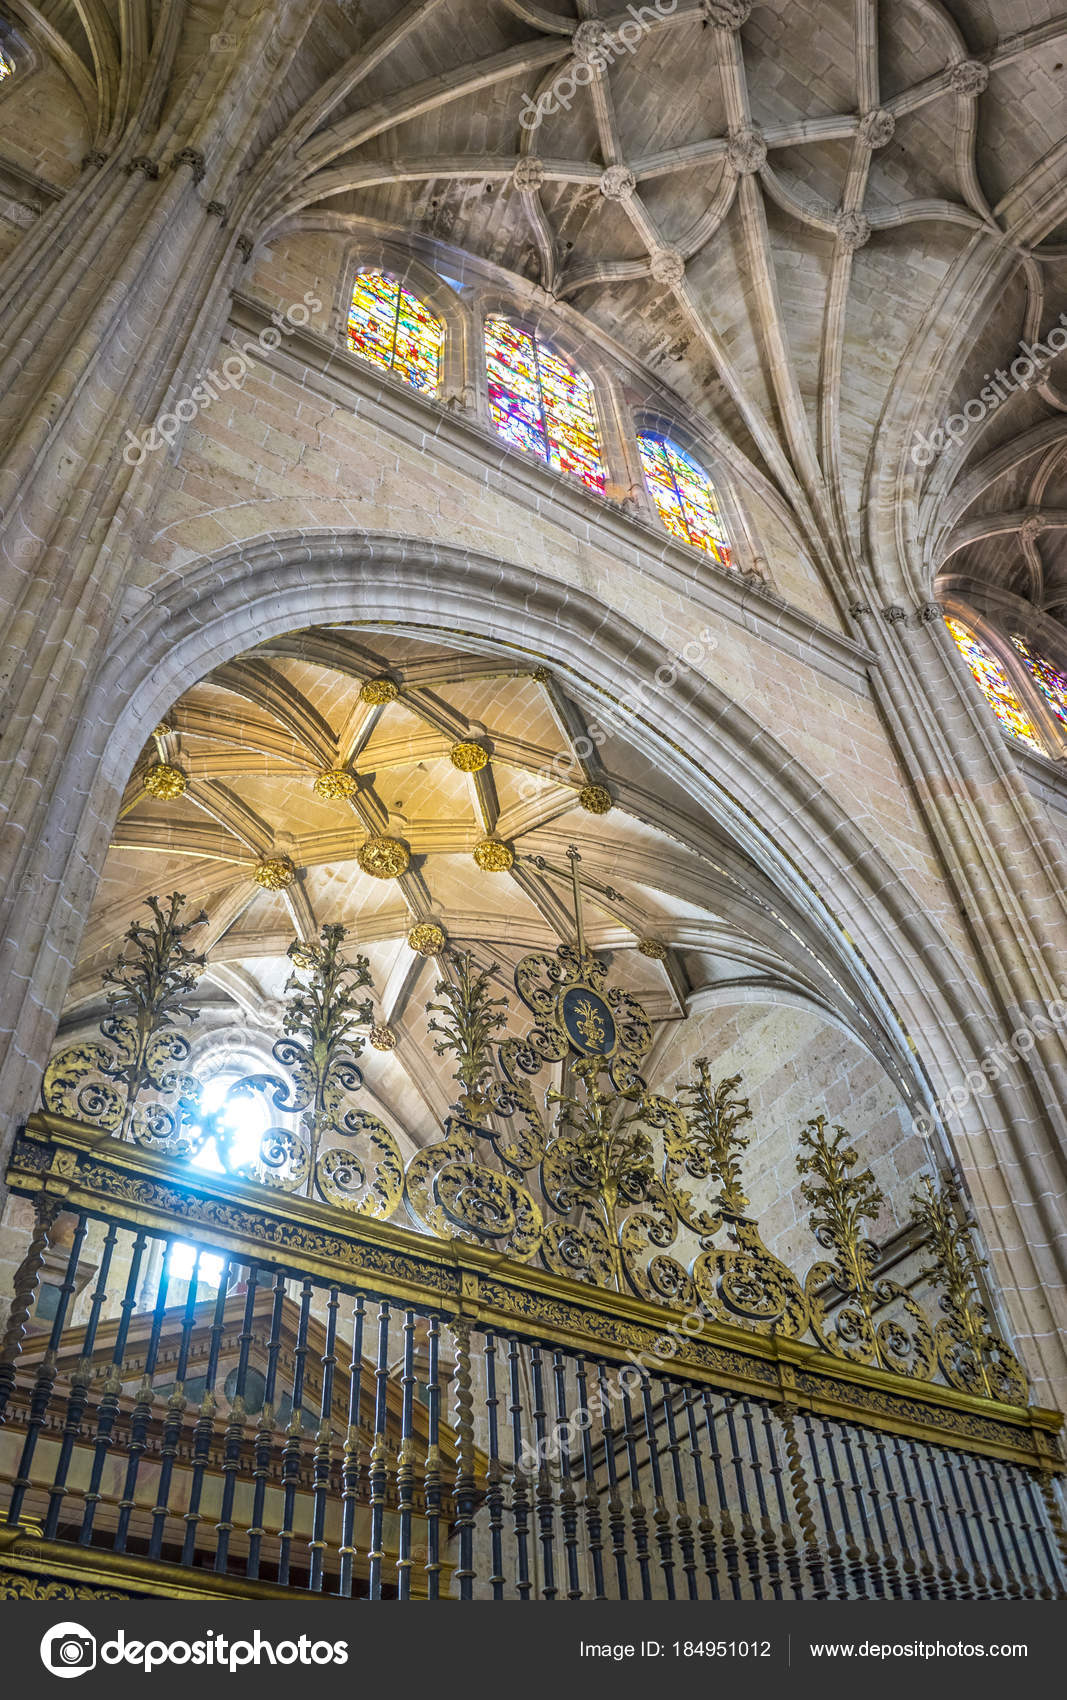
left=125, top=155, right=160, bottom=180
left=172, top=147, right=206, bottom=184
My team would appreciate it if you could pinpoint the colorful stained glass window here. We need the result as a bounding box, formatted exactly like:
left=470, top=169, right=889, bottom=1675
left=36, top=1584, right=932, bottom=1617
left=944, top=617, right=1045, bottom=753
left=484, top=314, right=605, bottom=492
left=1010, top=634, right=1067, bottom=728
left=637, top=434, right=733, bottom=568
left=0, top=49, right=13, bottom=81
left=346, top=269, right=443, bottom=393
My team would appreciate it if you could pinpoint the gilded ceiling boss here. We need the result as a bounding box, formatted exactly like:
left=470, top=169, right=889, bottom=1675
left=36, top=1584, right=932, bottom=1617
left=0, top=0, right=1064, bottom=1613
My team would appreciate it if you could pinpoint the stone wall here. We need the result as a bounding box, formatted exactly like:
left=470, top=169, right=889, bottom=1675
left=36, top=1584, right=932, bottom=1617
left=648, top=998, right=920, bottom=1274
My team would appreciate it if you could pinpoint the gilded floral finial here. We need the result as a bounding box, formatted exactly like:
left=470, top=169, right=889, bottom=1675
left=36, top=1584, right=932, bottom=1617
left=674, top=1061, right=752, bottom=1217
left=426, top=950, right=508, bottom=1120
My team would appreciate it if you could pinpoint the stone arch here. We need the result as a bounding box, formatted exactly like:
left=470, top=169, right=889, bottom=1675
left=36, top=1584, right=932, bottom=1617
left=4, top=528, right=1067, bottom=1399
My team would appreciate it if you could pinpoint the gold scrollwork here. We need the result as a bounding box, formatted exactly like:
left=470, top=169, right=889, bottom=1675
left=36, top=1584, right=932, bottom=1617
left=799, top=1116, right=934, bottom=1378
left=667, top=1064, right=808, bottom=1336
left=0, top=1572, right=133, bottom=1600
left=512, top=941, right=652, bottom=1095
left=404, top=1120, right=543, bottom=1258
left=216, top=926, right=404, bottom=1210
left=33, top=888, right=1039, bottom=1413
left=41, top=894, right=206, bottom=1151
left=909, top=1176, right=1028, bottom=1404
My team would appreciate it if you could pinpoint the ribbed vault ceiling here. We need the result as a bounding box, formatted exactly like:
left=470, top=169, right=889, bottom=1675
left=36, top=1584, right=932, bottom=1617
left=249, top=0, right=1067, bottom=627
left=9, top=1, right=1067, bottom=628
left=61, top=627, right=910, bottom=1136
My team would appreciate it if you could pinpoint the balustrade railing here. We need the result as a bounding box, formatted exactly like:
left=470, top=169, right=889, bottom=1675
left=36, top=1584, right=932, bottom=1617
left=3, top=886, right=1064, bottom=1599
left=0, top=1114, right=1064, bottom=1601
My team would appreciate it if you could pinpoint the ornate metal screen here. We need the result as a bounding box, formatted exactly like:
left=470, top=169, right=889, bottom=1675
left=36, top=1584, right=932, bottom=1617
left=37, top=880, right=1030, bottom=1405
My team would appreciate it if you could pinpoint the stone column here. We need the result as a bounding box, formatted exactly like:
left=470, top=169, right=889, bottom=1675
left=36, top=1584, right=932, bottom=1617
left=0, top=0, right=311, bottom=1125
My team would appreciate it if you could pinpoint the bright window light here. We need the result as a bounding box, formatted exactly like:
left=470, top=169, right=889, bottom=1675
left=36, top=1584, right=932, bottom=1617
left=193, top=1071, right=269, bottom=1173
left=168, top=1242, right=225, bottom=1288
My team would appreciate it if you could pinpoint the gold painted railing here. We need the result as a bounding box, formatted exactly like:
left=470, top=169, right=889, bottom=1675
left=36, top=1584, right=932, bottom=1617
left=1, top=1112, right=1064, bottom=1602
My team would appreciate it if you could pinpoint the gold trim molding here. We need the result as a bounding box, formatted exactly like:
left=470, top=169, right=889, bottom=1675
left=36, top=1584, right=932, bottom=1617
left=8, top=1115, right=1063, bottom=1474
left=0, top=1527, right=446, bottom=1601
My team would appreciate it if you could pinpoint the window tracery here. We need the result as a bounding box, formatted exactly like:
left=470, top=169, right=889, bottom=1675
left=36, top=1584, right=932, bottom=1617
left=346, top=268, right=443, bottom=394
left=483, top=313, right=605, bottom=491
left=637, top=432, right=733, bottom=567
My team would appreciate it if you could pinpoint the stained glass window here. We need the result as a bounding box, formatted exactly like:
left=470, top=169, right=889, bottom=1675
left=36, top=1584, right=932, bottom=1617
left=0, top=49, right=13, bottom=81
left=637, top=434, right=733, bottom=568
left=1010, top=633, right=1067, bottom=728
left=484, top=314, right=605, bottom=492
left=944, top=617, right=1045, bottom=753
left=346, top=269, right=443, bottom=393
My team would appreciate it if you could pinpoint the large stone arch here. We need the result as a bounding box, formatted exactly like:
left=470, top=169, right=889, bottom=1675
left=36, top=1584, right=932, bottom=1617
left=4, top=528, right=1067, bottom=1401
